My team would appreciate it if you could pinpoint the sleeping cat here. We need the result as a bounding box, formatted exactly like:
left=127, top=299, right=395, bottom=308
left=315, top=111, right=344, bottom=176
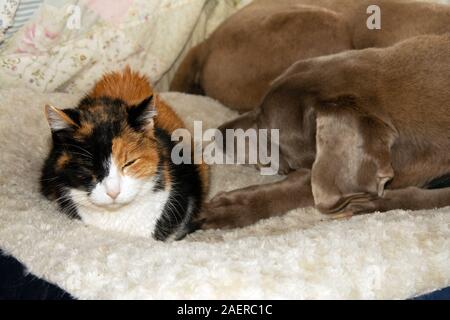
left=40, top=67, right=208, bottom=241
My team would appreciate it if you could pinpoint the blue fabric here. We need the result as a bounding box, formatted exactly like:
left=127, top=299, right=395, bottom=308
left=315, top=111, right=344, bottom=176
left=414, top=287, right=450, bottom=300
left=0, top=250, right=73, bottom=300
left=4, top=0, right=44, bottom=39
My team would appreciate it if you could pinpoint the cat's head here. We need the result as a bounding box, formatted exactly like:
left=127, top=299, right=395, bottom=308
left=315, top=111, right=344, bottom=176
left=45, top=95, right=162, bottom=210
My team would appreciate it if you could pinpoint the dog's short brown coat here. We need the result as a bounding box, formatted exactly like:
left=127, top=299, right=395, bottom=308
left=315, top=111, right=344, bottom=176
left=171, top=0, right=450, bottom=229
left=171, top=0, right=450, bottom=113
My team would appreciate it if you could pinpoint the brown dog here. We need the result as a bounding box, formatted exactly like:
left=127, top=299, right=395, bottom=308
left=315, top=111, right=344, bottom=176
left=197, top=34, right=450, bottom=229
left=170, top=0, right=450, bottom=113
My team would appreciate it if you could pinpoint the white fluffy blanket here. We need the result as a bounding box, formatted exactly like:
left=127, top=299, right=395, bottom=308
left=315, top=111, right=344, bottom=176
left=0, top=88, right=449, bottom=299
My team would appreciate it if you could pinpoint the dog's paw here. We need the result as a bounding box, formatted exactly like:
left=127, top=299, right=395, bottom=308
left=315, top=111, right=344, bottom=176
left=321, top=193, right=380, bottom=219
left=195, top=191, right=256, bottom=230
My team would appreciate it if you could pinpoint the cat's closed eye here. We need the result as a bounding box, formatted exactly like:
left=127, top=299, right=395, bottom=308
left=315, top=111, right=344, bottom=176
left=123, top=159, right=138, bottom=169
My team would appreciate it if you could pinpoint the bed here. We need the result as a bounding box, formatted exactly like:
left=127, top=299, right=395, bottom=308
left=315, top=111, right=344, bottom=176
left=0, top=0, right=449, bottom=300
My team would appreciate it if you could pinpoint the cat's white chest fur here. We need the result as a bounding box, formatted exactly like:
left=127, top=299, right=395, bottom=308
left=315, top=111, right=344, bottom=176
left=73, top=188, right=170, bottom=238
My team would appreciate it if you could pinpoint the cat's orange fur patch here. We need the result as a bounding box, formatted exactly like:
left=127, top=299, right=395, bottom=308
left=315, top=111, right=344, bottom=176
left=91, top=66, right=209, bottom=194
left=162, top=162, right=172, bottom=190
left=89, top=66, right=185, bottom=134
left=90, top=66, right=155, bottom=107
left=112, top=127, right=159, bottom=179
left=56, top=152, right=71, bottom=171
left=75, top=121, right=94, bottom=139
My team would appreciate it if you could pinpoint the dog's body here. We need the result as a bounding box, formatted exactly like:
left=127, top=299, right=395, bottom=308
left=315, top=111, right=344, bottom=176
left=170, top=0, right=450, bottom=229
left=171, top=0, right=450, bottom=113
left=199, top=34, right=450, bottom=229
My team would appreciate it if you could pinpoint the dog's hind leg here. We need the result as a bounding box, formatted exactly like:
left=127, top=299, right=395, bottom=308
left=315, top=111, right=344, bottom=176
left=197, top=169, right=314, bottom=229
left=170, top=43, right=206, bottom=95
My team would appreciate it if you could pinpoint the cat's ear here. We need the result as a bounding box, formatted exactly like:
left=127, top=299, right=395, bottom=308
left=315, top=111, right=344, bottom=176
left=128, top=95, right=156, bottom=131
left=45, top=105, right=79, bottom=132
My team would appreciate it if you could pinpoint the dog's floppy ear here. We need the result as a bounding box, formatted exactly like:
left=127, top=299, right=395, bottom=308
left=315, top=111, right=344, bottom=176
left=258, top=67, right=320, bottom=172
left=270, top=55, right=399, bottom=213
left=215, top=65, right=321, bottom=175
left=310, top=95, right=398, bottom=214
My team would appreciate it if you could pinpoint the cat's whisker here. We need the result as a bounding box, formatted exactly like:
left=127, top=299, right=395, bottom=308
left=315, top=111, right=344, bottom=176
left=66, top=151, right=93, bottom=160
left=164, top=204, right=181, bottom=226
left=56, top=143, right=94, bottom=157
left=165, top=193, right=186, bottom=226
left=39, top=176, right=59, bottom=182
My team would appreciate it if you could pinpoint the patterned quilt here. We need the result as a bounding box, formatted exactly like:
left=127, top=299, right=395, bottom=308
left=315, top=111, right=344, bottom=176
left=0, top=0, right=245, bottom=93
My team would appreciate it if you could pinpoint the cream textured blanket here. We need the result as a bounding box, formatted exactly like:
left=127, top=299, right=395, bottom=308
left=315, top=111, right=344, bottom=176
left=0, top=88, right=449, bottom=299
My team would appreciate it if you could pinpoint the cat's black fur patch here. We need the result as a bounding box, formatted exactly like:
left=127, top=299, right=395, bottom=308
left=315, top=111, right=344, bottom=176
left=152, top=128, right=204, bottom=241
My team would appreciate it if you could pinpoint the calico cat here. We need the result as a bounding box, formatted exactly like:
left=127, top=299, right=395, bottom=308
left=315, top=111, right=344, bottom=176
left=40, top=67, right=208, bottom=241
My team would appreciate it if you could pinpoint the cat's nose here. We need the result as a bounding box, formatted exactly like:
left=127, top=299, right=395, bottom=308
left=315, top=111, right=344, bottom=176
left=105, top=182, right=121, bottom=200
left=104, top=177, right=121, bottom=200
left=106, top=189, right=120, bottom=200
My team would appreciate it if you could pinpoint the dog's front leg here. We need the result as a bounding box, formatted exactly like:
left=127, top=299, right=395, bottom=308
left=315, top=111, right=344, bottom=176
left=351, top=186, right=450, bottom=214
left=197, top=169, right=313, bottom=230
